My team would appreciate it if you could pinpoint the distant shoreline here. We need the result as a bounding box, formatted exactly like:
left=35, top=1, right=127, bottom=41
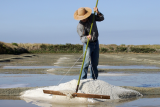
left=0, top=41, right=159, bottom=54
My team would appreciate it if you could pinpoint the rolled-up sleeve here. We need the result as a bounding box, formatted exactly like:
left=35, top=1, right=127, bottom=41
left=77, top=24, right=88, bottom=43
left=95, top=12, right=104, bottom=21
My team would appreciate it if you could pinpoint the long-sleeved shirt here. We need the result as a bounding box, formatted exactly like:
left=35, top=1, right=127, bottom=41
left=77, top=12, right=104, bottom=43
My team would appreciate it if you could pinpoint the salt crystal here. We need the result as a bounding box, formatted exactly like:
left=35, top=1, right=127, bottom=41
left=20, top=79, right=142, bottom=104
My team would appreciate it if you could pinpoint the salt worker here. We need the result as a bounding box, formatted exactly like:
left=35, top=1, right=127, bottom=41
left=74, top=7, right=104, bottom=79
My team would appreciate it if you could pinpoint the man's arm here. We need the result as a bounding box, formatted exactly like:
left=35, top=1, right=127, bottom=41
left=77, top=24, right=91, bottom=43
left=94, top=7, right=104, bottom=21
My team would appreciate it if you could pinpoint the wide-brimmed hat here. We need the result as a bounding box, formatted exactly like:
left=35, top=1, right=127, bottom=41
left=74, top=7, right=92, bottom=20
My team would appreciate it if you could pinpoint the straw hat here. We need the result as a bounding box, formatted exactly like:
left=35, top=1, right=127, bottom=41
left=74, top=7, right=92, bottom=20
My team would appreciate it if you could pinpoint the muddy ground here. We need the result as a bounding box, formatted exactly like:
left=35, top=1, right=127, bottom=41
left=0, top=53, right=160, bottom=97
left=0, top=53, right=160, bottom=74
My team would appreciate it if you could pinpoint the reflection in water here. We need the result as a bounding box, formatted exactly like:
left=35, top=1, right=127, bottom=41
left=0, top=84, right=29, bottom=88
left=21, top=97, right=140, bottom=107
left=0, top=100, right=38, bottom=107
left=2, top=65, right=160, bottom=69
left=138, top=83, right=160, bottom=87
left=0, top=73, right=160, bottom=88
left=2, top=66, right=69, bottom=69
left=0, top=70, right=160, bottom=107
left=1, top=96, right=160, bottom=107
left=117, top=97, right=160, bottom=107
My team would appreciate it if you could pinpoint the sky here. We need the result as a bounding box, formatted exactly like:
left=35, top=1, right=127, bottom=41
left=0, top=0, right=160, bottom=45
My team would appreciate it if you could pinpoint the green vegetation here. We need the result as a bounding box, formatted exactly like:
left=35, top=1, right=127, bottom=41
left=130, top=47, right=156, bottom=53
left=30, top=44, right=83, bottom=53
left=100, top=48, right=108, bottom=53
left=12, top=43, right=18, bottom=46
left=0, top=41, right=159, bottom=54
left=0, top=41, right=28, bottom=54
left=116, top=46, right=127, bottom=52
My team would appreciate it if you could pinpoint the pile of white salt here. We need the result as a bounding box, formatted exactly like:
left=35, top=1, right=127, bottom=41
left=20, top=79, right=142, bottom=104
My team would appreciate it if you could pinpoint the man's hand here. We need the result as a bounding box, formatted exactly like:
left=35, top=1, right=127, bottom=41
left=87, top=35, right=91, bottom=41
left=94, top=7, right=99, bottom=14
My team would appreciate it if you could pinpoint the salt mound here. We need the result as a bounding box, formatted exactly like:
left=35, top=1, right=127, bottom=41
left=20, top=79, right=142, bottom=104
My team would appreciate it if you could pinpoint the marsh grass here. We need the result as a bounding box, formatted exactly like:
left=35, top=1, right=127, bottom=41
left=0, top=41, right=28, bottom=54
left=17, top=43, right=83, bottom=53
left=0, top=41, right=159, bottom=54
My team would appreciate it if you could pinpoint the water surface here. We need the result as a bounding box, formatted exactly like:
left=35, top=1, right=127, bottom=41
left=3, top=65, right=160, bottom=69
left=0, top=72, right=160, bottom=88
left=1, top=72, right=160, bottom=107
left=0, top=97, right=160, bottom=107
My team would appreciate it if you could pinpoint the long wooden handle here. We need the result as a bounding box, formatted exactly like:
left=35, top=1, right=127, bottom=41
left=76, top=0, right=99, bottom=93
left=43, top=90, right=110, bottom=99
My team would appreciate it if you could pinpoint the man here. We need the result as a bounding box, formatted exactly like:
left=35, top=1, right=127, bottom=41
left=74, top=7, right=104, bottom=79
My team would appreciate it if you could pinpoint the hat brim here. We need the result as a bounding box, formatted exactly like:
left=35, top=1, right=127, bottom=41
left=74, top=7, right=92, bottom=20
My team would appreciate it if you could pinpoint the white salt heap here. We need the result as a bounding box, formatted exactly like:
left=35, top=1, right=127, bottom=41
left=21, top=79, right=142, bottom=104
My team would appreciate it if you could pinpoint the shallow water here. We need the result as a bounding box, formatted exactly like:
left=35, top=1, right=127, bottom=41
left=0, top=97, right=160, bottom=107
left=1, top=72, right=160, bottom=107
left=2, top=66, right=69, bottom=69
left=0, top=72, right=160, bottom=88
left=0, top=100, right=38, bottom=107
left=117, top=97, right=160, bottom=107
left=1, top=53, right=160, bottom=107
left=2, top=65, right=160, bottom=69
